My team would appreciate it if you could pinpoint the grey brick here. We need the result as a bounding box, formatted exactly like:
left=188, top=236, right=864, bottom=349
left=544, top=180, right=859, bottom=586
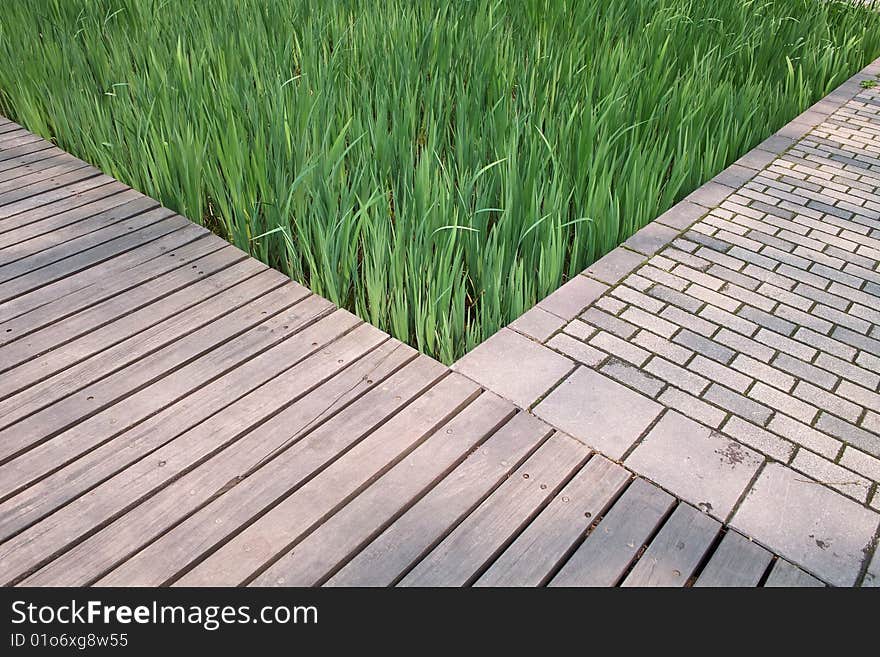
left=645, top=357, right=710, bottom=395
left=624, top=221, right=680, bottom=256
left=748, top=382, right=818, bottom=425
left=767, top=413, right=841, bottom=459
left=640, top=264, right=688, bottom=291
left=632, top=330, right=693, bottom=366
left=837, top=381, right=880, bottom=414
left=795, top=382, right=862, bottom=424
left=704, top=384, right=773, bottom=426
left=813, top=304, right=871, bottom=334
left=689, top=355, right=752, bottom=394
left=589, top=330, right=651, bottom=367
left=562, top=319, right=596, bottom=341
left=840, top=447, right=880, bottom=483
left=610, top=284, right=665, bottom=314
left=699, top=305, right=759, bottom=337
left=508, top=306, right=565, bottom=342
left=794, top=283, right=849, bottom=311
left=755, top=328, right=817, bottom=361
left=689, top=284, right=741, bottom=313
left=715, top=329, right=775, bottom=363
left=722, top=416, right=794, bottom=462
left=600, top=357, right=666, bottom=398
left=815, top=353, right=879, bottom=390
left=648, top=284, right=703, bottom=313
left=583, top=248, right=646, bottom=285
left=776, top=304, right=833, bottom=335
left=833, top=326, right=880, bottom=357
left=580, top=307, right=637, bottom=339
left=594, top=295, right=627, bottom=315
left=737, top=306, right=795, bottom=336
left=791, top=450, right=871, bottom=503
left=773, top=352, right=838, bottom=391
left=620, top=306, right=678, bottom=339
left=731, top=354, right=796, bottom=392
left=658, top=387, right=727, bottom=429
left=547, top=333, right=606, bottom=367
left=538, top=275, right=609, bottom=320
left=673, top=329, right=735, bottom=363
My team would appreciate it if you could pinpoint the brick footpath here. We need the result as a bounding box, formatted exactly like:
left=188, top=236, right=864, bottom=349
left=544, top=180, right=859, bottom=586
left=454, top=60, right=880, bottom=587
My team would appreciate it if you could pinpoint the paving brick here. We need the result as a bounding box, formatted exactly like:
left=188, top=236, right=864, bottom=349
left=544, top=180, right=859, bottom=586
left=752, top=382, right=818, bottom=425
left=655, top=200, right=706, bottom=230
left=645, top=357, right=710, bottom=395
left=773, top=352, right=838, bottom=391
left=649, top=284, right=703, bottom=313
left=704, top=384, right=773, bottom=426
left=686, top=181, right=737, bottom=208
left=721, top=416, right=794, bottom=462
left=731, top=354, right=795, bottom=393
left=699, top=305, right=759, bottom=337
left=661, top=306, right=716, bottom=337
left=767, top=414, right=841, bottom=460
left=794, top=382, right=862, bottom=424
left=631, top=330, right=693, bottom=366
left=608, top=285, right=665, bottom=314
left=657, top=387, right=727, bottom=429
left=626, top=411, right=762, bottom=519
left=837, top=381, right=880, bottom=414
left=755, top=328, right=817, bottom=362
left=594, top=295, right=627, bottom=315
left=533, top=367, right=662, bottom=459
left=673, top=329, right=736, bottom=364
left=538, top=275, right=608, bottom=321
left=640, top=264, right=688, bottom=291
left=737, top=306, right=794, bottom=336
left=619, top=306, right=678, bottom=340
left=833, top=326, right=880, bottom=357
left=776, top=304, right=833, bottom=335
left=588, top=330, right=651, bottom=367
left=816, top=412, right=880, bottom=458
left=794, top=327, right=857, bottom=361
left=731, top=463, right=879, bottom=587
left=453, top=329, right=573, bottom=409
left=583, top=248, right=646, bottom=285
left=547, top=333, right=606, bottom=368
left=580, top=307, right=637, bottom=339
left=600, top=357, right=666, bottom=398
left=624, top=221, right=680, bottom=255
left=690, top=355, right=752, bottom=394
left=792, top=449, right=872, bottom=503
left=840, top=447, right=880, bottom=483
left=508, top=306, right=565, bottom=342
left=688, top=284, right=741, bottom=313
left=715, top=329, right=774, bottom=363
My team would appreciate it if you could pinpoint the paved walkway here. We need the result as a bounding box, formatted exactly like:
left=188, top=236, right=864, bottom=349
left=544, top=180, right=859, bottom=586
left=2, top=58, right=880, bottom=587
left=456, top=60, right=880, bottom=587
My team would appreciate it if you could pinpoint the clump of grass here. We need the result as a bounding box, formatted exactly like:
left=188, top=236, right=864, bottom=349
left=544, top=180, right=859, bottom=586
left=0, top=0, right=878, bottom=363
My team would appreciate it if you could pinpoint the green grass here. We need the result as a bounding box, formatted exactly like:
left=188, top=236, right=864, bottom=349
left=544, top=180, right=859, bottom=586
left=1, top=0, right=878, bottom=363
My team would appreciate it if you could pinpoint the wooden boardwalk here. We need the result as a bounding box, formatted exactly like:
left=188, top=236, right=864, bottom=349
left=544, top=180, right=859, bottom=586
left=0, top=116, right=822, bottom=587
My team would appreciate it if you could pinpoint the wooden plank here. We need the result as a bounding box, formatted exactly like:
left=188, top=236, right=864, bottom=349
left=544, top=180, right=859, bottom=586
left=0, top=212, right=190, bottom=303
left=763, top=559, right=825, bottom=587
left=326, top=412, right=553, bottom=587
left=0, top=244, right=245, bottom=379
left=18, top=339, right=415, bottom=586
left=0, top=174, right=116, bottom=220
left=694, top=531, right=773, bottom=587
left=0, top=152, right=73, bottom=184
left=0, top=167, right=101, bottom=208
left=250, top=392, right=516, bottom=587
left=0, top=196, right=160, bottom=280
left=549, top=478, right=675, bottom=587
left=0, top=159, right=91, bottom=196
left=0, top=234, right=227, bottom=345
left=0, top=146, right=64, bottom=176
left=0, top=142, right=57, bottom=170
left=621, top=503, right=720, bottom=587
left=174, top=372, right=480, bottom=586
left=89, top=354, right=446, bottom=587
left=0, top=287, right=326, bottom=495
left=398, top=433, right=588, bottom=587
left=0, top=133, right=43, bottom=152
left=0, top=265, right=279, bottom=431
left=2, top=316, right=391, bottom=585
left=0, top=224, right=209, bottom=323
left=0, top=188, right=143, bottom=251
left=475, top=455, right=630, bottom=587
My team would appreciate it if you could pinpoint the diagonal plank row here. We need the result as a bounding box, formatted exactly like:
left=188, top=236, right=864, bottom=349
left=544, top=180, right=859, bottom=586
left=0, top=116, right=830, bottom=587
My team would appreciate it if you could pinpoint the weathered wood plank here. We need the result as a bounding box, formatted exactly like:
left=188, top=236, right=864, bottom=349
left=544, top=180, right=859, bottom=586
left=0, top=147, right=65, bottom=176
left=399, top=434, right=589, bottom=587
left=93, top=355, right=448, bottom=586
left=0, top=174, right=117, bottom=221
left=0, top=188, right=142, bottom=251
left=250, top=392, right=516, bottom=587
left=0, top=235, right=227, bottom=346
left=549, top=478, right=675, bottom=587
left=326, top=412, right=553, bottom=587
left=0, top=153, right=74, bottom=184
left=0, top=213, right=190, bottom=303
left=0, top=132, right=42, bottom=151
left=0, top=159, right=92, bottom=196
left=0, top=144, right=58, bottom=172
left=19, top=339, right=415, bottom=586
left=173, top=373, right=481, bottom=587
left=0, top=287, right=325, bottom=497
left=475, top=455, right=630, bottom=587
left=0, top=196, right=160, bottom=281
left=0, top=244, right=245, bottom=379
left=0, top=167, right=101, bottom=208
left=763, top=559, right=825, bottom=587
left=621, top=503, right=720, bottom=587
left=694, top=531, right=773, bottom=587
left=0, top=265, right=277, bottom=431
